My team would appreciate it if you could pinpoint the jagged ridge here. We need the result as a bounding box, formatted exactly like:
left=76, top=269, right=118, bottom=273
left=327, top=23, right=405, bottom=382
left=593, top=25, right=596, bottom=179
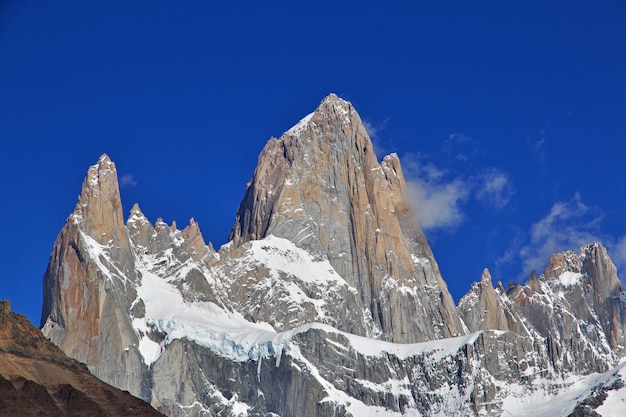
left=39, top=94, right=626, bottom=417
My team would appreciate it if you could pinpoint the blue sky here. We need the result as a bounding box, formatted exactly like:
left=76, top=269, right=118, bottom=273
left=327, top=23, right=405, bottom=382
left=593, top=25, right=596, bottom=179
left=1, top=1, right=626, bottom=325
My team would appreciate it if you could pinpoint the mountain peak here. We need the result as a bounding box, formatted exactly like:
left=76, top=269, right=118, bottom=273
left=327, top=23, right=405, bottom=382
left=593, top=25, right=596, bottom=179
left=481, top=268, right=492, bottom=284
left=97, top=152, right=112, bottom=164
left=229, top=94, right=375, bottom=247
left=71, top=155, right=126, bottom=246
left=130, top=202, right=142, bottom=214
left=319, top=92, right=352, bottom=112
left=39, top=102, right=626, bottom=417
left=229, top=95, right=464, bottom=342
left=458, top=268, right=510, bottom=332
left=283, top=94, right=354, bottom=139
left=321, top=92, right=342, bottom=102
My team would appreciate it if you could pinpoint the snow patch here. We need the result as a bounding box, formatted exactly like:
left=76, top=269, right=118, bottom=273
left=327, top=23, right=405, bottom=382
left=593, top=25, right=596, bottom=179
left=286, top=112, right=314, bottom=136
left=596, top=360, right=626, bottom=416
left=558, top=271, right=583, bottom=288
left=79, top=231, right=127, bottom=282
left=354, top=376, right=415, bottom=405
left=248, top=235, right=344, bottom=286
left=288, top=343, right=423, bottom=417
left=411, top=254, right=430, bottom=266
left=501, top=361, right=626, bottom=417
left=137, top=336, right=161, bottom=366
left=338, top=328, right=482, bottom=361
left=131, top=249, right=483, bottom=369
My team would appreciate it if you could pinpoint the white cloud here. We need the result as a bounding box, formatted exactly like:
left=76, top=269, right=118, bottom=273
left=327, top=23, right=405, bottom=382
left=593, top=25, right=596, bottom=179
left=401, top=154, right=514, bottom=231
left=476, top=170, right=514, bottom=210
left=518, top=193, right=602, bottom=278
left=362, top=119, right=379, bottom=140
left=446, top=132, right=473, bottom=145
left=120, top=173, right=137, bottom=188
left=406, top=178, right=469, bottom=230
left=403, top=159, right=469, bottom=231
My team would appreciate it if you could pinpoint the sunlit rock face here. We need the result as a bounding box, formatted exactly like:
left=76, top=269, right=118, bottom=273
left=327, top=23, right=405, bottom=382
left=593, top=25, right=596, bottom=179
left=41, top=154, right=148, bottom=397
left=229, top=93, right=464, bottom=343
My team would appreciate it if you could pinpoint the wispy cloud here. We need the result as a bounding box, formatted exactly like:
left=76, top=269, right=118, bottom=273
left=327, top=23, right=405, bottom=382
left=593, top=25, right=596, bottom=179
left=494, top=226, right=525, bottom=271
left=406, top=178, right=469, bottom=230
left=362, top=119, right=379, bottom=140
left=518, top=193, right=603, bottom=278
left=400, top=147, right=515, bottom=231
left=530, top=135, right=546, bottom=154
left=443, top=133, right=480, bottom=162
left=528, top=131, right=548, bottom=166
left=475, top=170, right=514, bottom=210
left=362, top=117, right=391, bottom=157
left=609, top=235, right=626, bottom=276
left=402, top=157, right=469, bottom=231
left=120, top=173, right=138, bottom=188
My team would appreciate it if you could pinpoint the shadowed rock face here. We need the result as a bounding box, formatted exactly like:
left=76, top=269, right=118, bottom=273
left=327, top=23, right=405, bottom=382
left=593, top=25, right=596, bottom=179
left=0, top=301, right=165, bottom=417
left=229, top=94, right=464, bottom=343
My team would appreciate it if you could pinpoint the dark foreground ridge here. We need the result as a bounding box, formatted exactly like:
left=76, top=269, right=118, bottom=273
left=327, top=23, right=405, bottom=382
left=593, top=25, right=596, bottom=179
left=0, top=300, right=165, bottom=417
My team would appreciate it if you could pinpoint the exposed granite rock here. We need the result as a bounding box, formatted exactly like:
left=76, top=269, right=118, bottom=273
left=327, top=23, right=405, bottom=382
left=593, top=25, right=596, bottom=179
left=40, top=155, right=148, bottom=397
left=229, top=94, right=463, bottom=343
left=458, top=268, right=510, bottom=332
left=461, top=243, right=626, bottom=377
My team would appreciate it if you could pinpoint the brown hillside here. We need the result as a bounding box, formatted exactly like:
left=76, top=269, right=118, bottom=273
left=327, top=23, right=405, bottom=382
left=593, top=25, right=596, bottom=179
left=0, top=300, right=165, bottom=417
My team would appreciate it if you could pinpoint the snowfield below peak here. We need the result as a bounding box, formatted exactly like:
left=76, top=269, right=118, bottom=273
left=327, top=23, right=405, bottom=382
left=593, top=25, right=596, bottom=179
left=121, top=231, right=626, bottom=417
left=130, top=237, right=482, bottom=367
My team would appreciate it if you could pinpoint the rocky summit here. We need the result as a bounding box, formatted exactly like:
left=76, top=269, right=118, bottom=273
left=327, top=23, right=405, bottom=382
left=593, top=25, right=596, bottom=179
left=40, top=95, right=626, bottom=416
left=229, top=93, right=463, bottom=343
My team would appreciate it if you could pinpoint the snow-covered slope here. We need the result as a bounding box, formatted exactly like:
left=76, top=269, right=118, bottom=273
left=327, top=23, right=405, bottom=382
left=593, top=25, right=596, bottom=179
left=596, top=360, right=626, bottom=416
left=91, top=226, right=626, bottom=416
left=132, top=231, right=483, bottom=367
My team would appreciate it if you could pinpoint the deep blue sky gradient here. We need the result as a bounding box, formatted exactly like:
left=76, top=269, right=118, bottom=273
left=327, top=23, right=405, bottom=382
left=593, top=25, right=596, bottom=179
left=2, top=1, right=626, bottom=325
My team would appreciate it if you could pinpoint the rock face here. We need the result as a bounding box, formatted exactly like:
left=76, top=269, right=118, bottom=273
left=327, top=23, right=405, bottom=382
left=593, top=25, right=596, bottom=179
left=458, top=269, right=511, bottom=333
left=230, top=94, right=463, bottom=342
left=40, top=155, right=222, bottom=400
left=506, top=243, right=626, bottom=373
left=40, top=154, right=148, bottom=396
left=455, top=242, right=626, bottom=414
left=40, top=95, right=626, bottom=417
left=0, top=300, right=165, bottom=417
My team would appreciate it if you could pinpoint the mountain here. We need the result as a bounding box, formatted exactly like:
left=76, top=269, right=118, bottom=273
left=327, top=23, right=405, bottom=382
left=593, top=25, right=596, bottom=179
left=40, top=94, right=626, bottom=416
left=229, top=94, right=463, bottom=342
left=0, top=300, right=165, bottom=417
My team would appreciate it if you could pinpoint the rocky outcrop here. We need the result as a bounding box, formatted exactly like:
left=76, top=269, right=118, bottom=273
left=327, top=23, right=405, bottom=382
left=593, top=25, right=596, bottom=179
left=229, top=94, right=463, bottom=343
left=0, top=300, right=165, bottom=417
left=458, top=268, right=510, bottom=332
